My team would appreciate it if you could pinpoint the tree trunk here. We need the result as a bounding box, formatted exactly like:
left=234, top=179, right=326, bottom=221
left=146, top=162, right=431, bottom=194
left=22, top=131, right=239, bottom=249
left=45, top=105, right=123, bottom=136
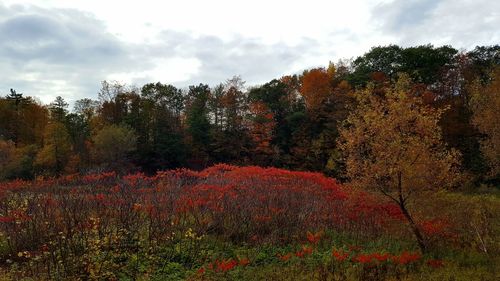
left=400, top=202, right=427, bottom=253
left=396, top=172, right=426, bottom=253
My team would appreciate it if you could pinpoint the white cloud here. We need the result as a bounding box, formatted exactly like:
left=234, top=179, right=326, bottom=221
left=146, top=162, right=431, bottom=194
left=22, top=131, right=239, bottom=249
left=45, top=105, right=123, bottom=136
left=0, top=0, right=498, bottom=104
left=107, top=57, right=202, bottom=85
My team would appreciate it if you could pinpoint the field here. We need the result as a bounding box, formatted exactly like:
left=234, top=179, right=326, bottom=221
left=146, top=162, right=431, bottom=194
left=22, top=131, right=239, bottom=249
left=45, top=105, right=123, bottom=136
left=0, top=164, right=498, bottom=280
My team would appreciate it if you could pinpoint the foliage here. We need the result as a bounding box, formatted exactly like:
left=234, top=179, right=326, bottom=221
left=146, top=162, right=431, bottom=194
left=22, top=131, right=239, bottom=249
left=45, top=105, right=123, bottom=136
left=300, top=68, right=333, bottom=109
left=35, top=122, right=73, bottom=175
left=469, top=67, right=500, bottom=179
left=338, top=74, right=461, bottom=252
left=0, top=165, right=497, bottom=279
left=0, top=140, right=16, bottom=180
left=91, top=124, right=137, bottom=170
left=0, top=44, right=498, bottom=185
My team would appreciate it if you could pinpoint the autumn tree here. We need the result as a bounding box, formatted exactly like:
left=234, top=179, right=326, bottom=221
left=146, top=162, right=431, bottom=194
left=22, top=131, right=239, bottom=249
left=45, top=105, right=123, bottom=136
left=300, top=67, right=332, bottom=110
left=35, top=122, right=73, bottom=175
left=310, top=79, right=353, bottom=178
left=91, top=125, right=137, bottom=171
left=292, top=65, right=353, bottom=176
left=0, top=139, right=16, bottom=180
left=338, top=75, right=461, bottom=252
left=469, top=67, right=500, bottom=179
left=248, top=101, right=276, bottom=165
left=97, top=81, right=140, bottom=126
left=0, top=139, right=35, bottom=179
left=248, top=78, right=300, bottom=157
left=1, top=91, right=47, bottom=147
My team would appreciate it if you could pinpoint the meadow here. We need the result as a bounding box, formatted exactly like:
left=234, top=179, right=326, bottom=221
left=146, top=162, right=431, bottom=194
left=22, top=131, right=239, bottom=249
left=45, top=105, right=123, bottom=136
left=0, top=164, right=498, bottom=280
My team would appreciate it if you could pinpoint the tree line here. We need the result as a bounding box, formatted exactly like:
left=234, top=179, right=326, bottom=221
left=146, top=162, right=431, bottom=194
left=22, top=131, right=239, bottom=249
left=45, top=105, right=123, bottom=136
left=0, top=44, right=498, bottom=186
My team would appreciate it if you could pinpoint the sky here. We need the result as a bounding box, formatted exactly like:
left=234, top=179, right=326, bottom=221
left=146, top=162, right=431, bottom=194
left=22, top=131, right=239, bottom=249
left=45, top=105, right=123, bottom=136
left=0, top=0, right=499, bottom=105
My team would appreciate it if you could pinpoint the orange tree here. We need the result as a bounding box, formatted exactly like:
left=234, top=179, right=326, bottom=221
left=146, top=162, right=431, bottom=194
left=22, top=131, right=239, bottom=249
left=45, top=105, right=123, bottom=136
left=469, top=67, right=500, bottom=179
left=338, top=74, right=461, bottom=252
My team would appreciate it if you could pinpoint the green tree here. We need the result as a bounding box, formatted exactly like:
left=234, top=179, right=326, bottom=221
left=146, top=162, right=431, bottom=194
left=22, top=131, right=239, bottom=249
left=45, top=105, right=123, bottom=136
left=139, top=83, right=186, bottom=171
left=400, top=45, right=458, bottom=85
left=49, top=96, right=69, bottom=123
left=348, top=45, right=403, bottom=87
left=65, top=113, right=91, bottom=168
left=185, top=84, right=211, bottom=166
left=467, top=45, right=500, bottom=84
left=349, top=45, right=458, bottom=87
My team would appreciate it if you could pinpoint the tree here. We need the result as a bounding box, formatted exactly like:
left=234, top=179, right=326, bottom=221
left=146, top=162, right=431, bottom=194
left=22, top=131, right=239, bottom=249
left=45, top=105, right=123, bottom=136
left=0, top=139, right=37, bottom=180
left=400, top=45, right=457, bottom=85
left=74, top=98, right=99, bottom=122
left=348, top=45, right=403, bottom=87
left=210, top=76, right=251, bottom=163
left=65, top=113, right=91, bottom=167
left=2, top=90, right=47, bottom=146
left=338, top=75, right=461, bottom=252
left=467, top=45, right=500, bottom=84
left=97, top=81, right=138, bottom=126
left=300, top=68, right=332, bottom=110
left=293, top=65, right=353, bottom=176
left=348, top=45, right=458, bottom=88
left=185, top=84, right=212, bottom=166
left=91, top=125, right=137, bottom=170
left=139, top=83, right=186, bottom=171
left=141, top=82, right=184, bottom=116
left=248, top=101, right=276, bottom=165
left=6, top=89, right=26, bottom=109
left=49, top=96, right=69, bottom=123
left=35, top=122, right=73, bottom=175
left=0, top=139, right=16, bottom=180
left=469, top=67, right=500, bottom=179
left=248, top=78, right=300, bottom=161
left=208, top=83, right=226, bottom=129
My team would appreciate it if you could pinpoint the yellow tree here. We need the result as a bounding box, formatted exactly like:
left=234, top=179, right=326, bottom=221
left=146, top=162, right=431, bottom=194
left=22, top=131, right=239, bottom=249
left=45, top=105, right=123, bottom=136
left=338, top=74, right=460, bottom=252
left=35, top=122, right=72, bottom=175
left=469, top=67, right=500, bottom=178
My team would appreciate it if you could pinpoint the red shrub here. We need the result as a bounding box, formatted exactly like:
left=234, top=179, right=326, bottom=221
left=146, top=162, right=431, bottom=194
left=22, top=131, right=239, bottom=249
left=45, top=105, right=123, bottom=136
left=426, top=259, right=445, bottom=268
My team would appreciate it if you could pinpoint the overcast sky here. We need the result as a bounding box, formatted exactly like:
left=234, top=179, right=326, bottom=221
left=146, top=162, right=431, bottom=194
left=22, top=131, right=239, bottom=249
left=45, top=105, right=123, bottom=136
left=0, top=0, right=498, bottom=105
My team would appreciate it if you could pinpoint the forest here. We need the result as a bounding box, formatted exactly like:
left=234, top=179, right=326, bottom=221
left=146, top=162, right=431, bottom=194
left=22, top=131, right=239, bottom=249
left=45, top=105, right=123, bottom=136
left=0, top=44, right=499, bottom=280
left=1, top=44, right=499, bottom=184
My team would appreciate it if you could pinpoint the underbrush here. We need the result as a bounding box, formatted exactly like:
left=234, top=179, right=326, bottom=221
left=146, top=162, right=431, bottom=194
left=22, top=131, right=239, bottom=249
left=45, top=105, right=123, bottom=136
left=0, top=164, right=498, bottom=280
